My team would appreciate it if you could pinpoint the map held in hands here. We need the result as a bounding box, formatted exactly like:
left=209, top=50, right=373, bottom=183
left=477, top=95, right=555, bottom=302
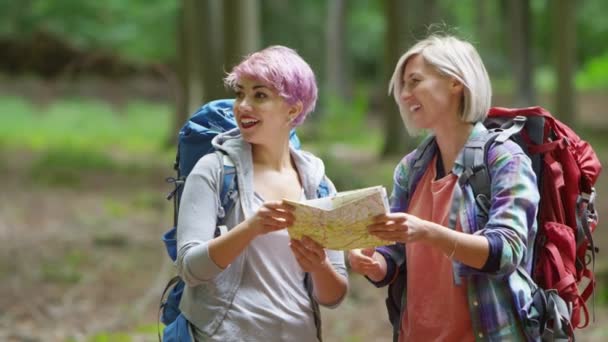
left=284, top=186, right=391, bottom=250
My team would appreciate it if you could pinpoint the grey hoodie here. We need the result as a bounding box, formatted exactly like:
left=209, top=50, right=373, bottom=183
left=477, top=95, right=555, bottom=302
left=176, top=129, right=347, bottom=340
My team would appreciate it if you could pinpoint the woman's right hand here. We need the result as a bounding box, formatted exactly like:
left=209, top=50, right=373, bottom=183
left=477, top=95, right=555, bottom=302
left=245, top=201, right=295, bottom=236
left=348, top=248, right=387, bottom=281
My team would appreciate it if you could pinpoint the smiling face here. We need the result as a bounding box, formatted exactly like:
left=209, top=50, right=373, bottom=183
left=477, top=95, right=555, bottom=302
left=399, top=54, right=463, bottom=132
left=233, top=77, right=300, bottom=146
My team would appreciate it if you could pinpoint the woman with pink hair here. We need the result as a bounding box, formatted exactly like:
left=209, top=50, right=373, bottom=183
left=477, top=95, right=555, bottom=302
left=175, top=46, right=348, bottom=341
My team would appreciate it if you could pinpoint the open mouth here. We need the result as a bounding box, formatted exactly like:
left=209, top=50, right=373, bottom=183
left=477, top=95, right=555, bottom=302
left=240, top=117, right=260, bottom=129
left=409, top=104, right=421, bottom=112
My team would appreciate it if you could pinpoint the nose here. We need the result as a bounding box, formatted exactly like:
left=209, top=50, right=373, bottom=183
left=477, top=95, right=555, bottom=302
left=236, top=96, right=252, bottom=113
left=400, top=85, right=412, bottom=103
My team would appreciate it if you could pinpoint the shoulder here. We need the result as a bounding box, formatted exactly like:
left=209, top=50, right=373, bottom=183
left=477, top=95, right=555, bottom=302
left=188, top=152, right=223, bottom=181
left=393, top=148, right=424, bottom=186
left=486, top=139, right=529, bottom=167
left=291, top=147, right=327, bottom=176
left=294, top=148, right=323, bottom=164
left=291, top=148, right=337, bottom=195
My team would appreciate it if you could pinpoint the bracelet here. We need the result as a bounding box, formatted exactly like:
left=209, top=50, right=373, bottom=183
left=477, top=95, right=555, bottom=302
left=447, top=234, right=459, bottom=259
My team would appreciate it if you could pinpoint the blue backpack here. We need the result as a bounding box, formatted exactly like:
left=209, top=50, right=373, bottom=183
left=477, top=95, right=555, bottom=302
left=160, top=99, right=328, bottom=340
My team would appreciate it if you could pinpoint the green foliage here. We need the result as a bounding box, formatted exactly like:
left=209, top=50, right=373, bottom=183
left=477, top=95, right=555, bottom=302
left=93, top=231, right=129, bottom=248
left=321, top=153, right=397, bottom=193
left=578, top=0, right=608, bottom=66
left=82, top=325, right=159, bottom=342
left=104, top=198, right=130, bottom=219
left=0, top=96, right=171, bottom=154
left=132, top=190, right=166, bottom=210
left=347, top=0, right=384, bottom=80
left=535, top=66, right=555, bottom=93
left=577, top=52, right=608, bottom=90
left=29, top=148, right=117, bottom=187
left=493, top=61, right=608, bottom=94
left=314, top=91, right=381, bottom=151
left=261, top=0, right=326, bottom=75
left=135, top=324, right=161, bottom=334
left=88, top=332, right=132, bottom=342
left=0, top=95, right=173, bottom=185
left=1, top=0, right=608, bottom=91
left=40, top=250, right=87, bottom=284
left=0, top=0, right=177, bottom=63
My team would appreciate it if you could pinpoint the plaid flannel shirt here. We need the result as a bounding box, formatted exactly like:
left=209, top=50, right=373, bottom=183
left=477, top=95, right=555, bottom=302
left=376, top=122, right=541, bottom=341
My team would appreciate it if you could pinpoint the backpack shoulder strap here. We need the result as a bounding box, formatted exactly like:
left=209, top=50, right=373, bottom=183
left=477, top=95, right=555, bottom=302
left=454, top=117, right=528, bottom=224
left=406, top=135, right=437, bottom=198
left=316, top=177, right=331, bottom=198
left=215, top=151, right=238, bottom=237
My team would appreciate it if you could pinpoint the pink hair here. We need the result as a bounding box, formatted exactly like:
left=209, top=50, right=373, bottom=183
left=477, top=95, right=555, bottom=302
left=224, top=45, right=318, bottom=126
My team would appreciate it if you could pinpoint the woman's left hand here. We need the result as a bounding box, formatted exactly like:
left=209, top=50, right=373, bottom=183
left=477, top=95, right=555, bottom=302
left=290, top=236, right=329, bottom=273
left=367, top=212, right=431, bottom=243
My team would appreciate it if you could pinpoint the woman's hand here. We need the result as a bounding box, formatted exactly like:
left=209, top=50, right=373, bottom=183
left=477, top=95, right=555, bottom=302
left=289, top=236, right=329, bottom=273
left=367, top=212, right=431, bottom=243
left=245, top=201, right=295, bottom=236
left=348, top=248, right=387, bottom=281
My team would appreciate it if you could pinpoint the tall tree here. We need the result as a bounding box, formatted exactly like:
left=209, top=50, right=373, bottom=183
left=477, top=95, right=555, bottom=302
left=509, top=0, right=535, bottom=106
left=326, top=0, right=348, bottom=100
left=475, top=0, right=489, bottom=49
left=223, top=0, right=261, bottom=72
left=380, top=0, right=438, bottom=156
left=554, top=0, right=576, bottom=126
left=174, top=0, right=204, bottom=141
left=173, top=0, right=224, bottom=144
left=381, top=0, right=412, bottom=157
left=201, top=0, right=226, bottom=103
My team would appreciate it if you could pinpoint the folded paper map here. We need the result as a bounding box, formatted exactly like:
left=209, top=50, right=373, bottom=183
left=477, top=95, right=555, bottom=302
left=284, top=186, right=391, bottom=250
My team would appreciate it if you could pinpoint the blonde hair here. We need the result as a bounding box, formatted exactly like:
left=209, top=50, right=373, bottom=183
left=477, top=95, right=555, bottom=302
left=388, top=35, right=491, bottom=135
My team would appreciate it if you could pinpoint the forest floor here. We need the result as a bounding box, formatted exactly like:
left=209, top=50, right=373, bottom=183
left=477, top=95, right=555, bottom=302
left=1, top=77, right=608, bottom=341
left=1, top=146, right=607, bottom=342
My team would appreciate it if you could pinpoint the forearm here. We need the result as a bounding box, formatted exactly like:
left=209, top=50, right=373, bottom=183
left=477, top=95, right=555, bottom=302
left=208, top=220, right=258, bottom=269
left=427, top=222, right=489, bottom=269
left=311, top=261, right=348, bottom=306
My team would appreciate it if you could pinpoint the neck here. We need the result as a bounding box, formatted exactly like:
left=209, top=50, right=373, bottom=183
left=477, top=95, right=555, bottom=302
left=433, top=120, right=474, bottom=173
left=251, top=139, right=293, bottom=171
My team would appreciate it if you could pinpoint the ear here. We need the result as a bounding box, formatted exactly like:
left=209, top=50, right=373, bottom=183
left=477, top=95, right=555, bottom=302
left=287, top=101, right=303, bottom=121
left=450, top=78, right=464, bottom=95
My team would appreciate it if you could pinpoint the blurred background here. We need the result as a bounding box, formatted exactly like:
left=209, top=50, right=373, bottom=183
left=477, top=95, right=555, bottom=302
left=0, top=0, right=607, bottom=341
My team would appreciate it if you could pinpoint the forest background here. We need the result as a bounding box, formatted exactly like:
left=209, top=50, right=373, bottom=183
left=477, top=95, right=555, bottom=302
left=1, top=0, right=607, bottom=341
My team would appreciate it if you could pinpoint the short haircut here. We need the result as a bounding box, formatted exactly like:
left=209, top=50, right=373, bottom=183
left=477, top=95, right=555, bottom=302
left=224, top=45, right=318, bottom=126
left=388, top=35, right=492, bottom=135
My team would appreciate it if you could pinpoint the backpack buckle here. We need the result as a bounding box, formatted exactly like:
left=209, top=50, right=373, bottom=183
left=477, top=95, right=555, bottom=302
left=581, top=188, right=596, bottom=204
left=513, top=115, right=527, bottom=124
left=165, top=177, right=185, bottom=200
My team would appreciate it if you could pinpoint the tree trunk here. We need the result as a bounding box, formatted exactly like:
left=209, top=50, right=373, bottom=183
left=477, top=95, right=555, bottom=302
left=171, top=0, right=199, bottom=146
left=381, top=0, right=413, bottom=157
left=201, top=0, right=226, bottom=102
left=422, top=0, right=440, bottom=29
left=475, top=0, right=492, bottom=58
left=509, top=0, right=535, bottom=106
left=223, top=0, right=261, bottom=72
left=183, top=0, right=206, bottom=114
left=554, top=0, right=576, bottom=126
left=326, top=0, right=348, bottom=100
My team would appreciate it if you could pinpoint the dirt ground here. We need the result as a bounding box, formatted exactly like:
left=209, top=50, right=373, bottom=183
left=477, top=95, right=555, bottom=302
left=1, top=146, right=607, bottom=342
left=1, top=78, right=608, bottom=341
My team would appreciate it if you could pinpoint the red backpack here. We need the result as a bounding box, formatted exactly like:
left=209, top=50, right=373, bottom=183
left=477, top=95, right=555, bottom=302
left=381, top=106, right=601, bottom=341
left=479, top=106, right=601, bottom=338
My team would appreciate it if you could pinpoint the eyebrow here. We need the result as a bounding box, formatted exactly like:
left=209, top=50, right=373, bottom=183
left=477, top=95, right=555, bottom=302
left=235, top=84, right=270, bottom=90
left=404, top=72, right=421, bottom=80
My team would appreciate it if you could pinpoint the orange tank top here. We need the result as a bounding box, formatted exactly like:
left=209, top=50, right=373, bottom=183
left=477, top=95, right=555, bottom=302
left=400, top=156, right=474, bottom=342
